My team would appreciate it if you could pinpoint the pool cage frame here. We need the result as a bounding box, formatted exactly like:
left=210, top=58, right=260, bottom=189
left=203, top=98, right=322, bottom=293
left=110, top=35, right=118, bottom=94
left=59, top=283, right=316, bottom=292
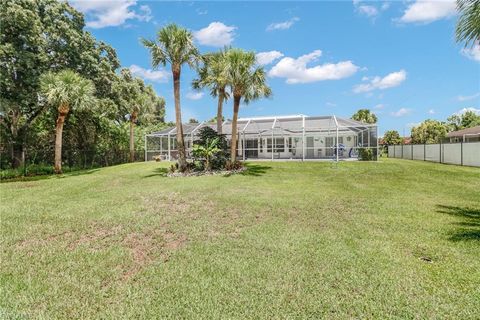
left=145, top=114, right=378, bottom=162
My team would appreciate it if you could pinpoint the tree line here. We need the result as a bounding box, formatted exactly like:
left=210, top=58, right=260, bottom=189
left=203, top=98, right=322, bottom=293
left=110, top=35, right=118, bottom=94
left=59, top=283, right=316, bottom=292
left=0, top=0, right=166, bottom=173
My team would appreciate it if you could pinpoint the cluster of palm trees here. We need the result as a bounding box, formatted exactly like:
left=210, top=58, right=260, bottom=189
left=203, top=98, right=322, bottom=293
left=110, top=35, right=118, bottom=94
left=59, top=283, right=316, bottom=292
left=142, top=24, right=272, bottom=172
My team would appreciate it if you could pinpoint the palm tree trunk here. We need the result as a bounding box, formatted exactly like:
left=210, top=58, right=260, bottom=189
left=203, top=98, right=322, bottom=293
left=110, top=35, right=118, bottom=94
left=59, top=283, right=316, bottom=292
left=216, top=87, right=225, bottom=134
left=54, top=104, right=69, bottom=174
left=173, top=67, right=187, bottom=171
left=129, top=112, right=137, bottom=162
left=230, top=95, right=241, bottom=162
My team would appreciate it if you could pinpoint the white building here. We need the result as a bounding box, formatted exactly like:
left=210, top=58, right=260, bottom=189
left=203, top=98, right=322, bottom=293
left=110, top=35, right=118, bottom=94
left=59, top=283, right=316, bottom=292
left=145, top=114, right=378, bottom=161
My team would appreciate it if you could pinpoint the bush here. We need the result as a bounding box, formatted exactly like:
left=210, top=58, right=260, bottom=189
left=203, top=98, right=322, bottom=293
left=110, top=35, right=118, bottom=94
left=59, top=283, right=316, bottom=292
left=358, top=148, right=375, bottom=161
left=194, top=127, right=228, bottom=170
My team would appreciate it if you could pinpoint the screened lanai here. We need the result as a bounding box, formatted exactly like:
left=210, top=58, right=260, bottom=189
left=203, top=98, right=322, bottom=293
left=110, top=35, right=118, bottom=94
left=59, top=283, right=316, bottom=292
left=145, top=114, right=378, bottom=161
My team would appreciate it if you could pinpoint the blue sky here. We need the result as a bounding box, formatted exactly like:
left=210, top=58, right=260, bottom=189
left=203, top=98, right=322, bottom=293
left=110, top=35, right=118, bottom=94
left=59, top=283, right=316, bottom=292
left=72, top=0, right=479, bottom=135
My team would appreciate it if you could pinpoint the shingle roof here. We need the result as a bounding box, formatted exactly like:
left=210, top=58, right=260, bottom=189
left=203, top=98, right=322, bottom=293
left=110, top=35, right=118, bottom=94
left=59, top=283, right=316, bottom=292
left=446, top=126, right=480, bottom=138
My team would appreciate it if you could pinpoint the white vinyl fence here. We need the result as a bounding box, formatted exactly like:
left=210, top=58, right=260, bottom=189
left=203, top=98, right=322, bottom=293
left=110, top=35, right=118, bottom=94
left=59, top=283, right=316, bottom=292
left=388, top=142, right=480, bottom=167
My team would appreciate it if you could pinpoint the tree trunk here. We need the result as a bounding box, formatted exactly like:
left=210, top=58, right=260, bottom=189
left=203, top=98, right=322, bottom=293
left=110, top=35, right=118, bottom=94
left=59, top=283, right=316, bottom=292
left=173, top=67, right=187, bottom=171
left=129, top=112, right=137, bottom=162
left=54, top=105, right=69, bottom=174
left=9, top=110, right=24, bottom=169
left=216, top=87, right=225, bottom=134
left=230, top=95, right=241, bottom=162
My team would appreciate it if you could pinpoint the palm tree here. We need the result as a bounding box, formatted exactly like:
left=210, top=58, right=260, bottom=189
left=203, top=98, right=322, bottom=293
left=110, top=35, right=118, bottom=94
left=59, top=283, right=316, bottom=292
left=141, top=24, right=199, bottom=171
left=351, top=109, right=378, bottom=124
left=456, top=0, right=480, bottom=46
left=192, top=48, right=230, bottom=134
left=224, top=49, right=272, bottom=162
left=40, top=70, right=95, bottom=174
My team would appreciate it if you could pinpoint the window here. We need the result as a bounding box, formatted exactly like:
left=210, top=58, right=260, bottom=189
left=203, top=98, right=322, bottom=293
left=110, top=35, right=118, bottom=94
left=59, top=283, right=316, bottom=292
left=267, top=138, right=285, bottom=152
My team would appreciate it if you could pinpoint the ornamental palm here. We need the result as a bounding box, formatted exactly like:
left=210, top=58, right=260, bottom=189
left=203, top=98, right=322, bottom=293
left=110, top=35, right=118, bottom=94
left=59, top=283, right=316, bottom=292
left=456, top=0, right=480, bottom=46
left=192, top=48, right=230, bottom=134
left=141, top=24, right=199, bottom=171
left=224, top=49, right=272, bottom=162
left=40, top=70, right=95, bottom=173
left=192, top=137, right=221, bottom=171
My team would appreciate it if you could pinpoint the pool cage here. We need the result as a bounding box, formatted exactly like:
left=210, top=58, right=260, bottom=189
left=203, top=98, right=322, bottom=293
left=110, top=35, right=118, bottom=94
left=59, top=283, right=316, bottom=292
left=145, top=114, right=378, bottom=161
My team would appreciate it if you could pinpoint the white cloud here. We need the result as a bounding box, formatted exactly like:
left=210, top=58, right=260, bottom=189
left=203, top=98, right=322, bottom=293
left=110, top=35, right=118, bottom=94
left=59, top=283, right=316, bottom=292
left=193, top=22, right=236, bottom=47
left=461, top=42, right=480, bottom=62
left=129, top=65, right=169, bottom=83
left=353, top=69, right=407, bottom=93
left=196, top=8, right=208, bottom=15
left=398, top=0, right=456, bottom=24
left=326, top=102, right=337, bottom=107
left=71, top=0, right=152, bottom=29
left=268, top=50, right=359, bottom=84
left=428, top=109, right=435, bottom=114
left=256, top=51, right=284, bottom=66
left=358, top=5, right=379, bottom=17
left=454, top=107, right=480, bottom=116
left=266, top=17, right=299, bottom=31
left=374, top=104, right=385, bottom=109
left=391, top=108, right=412, bottom=117
left=457, top=92, right=480, bottom=102
left=186, top=92, right=204, bottom=100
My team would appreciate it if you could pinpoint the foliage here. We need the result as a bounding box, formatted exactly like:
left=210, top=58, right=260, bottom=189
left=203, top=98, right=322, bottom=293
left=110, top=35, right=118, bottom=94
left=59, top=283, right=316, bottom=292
left=224, top=48, right=272, bottom=161
left=456, top=0, right=480, bottom=46
left=446, top=110, right=480, bottom=131
left=142, top=23, right=200, bottom=172
left=411, top=120, right=449, bottom=144
left=0, top=0, right=165, bottom=172
left=358, top=147, right=375, bottom=161
left=194, top=126, right=229, bottom=169
left=192, top=48, right=230, bottom=133
left=188, top=118, right=199, bottom=123
left=192, top=138, right=221, bottom=171
left=0, top=0, right=120, bottom=167
left=352, top=109, right=378, bottom=124
left=383, top=130, right=403, bottom=145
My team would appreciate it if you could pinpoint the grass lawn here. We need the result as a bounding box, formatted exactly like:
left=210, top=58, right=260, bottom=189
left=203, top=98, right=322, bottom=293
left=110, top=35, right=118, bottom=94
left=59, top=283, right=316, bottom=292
left=1, top=159, right=479, bottom=319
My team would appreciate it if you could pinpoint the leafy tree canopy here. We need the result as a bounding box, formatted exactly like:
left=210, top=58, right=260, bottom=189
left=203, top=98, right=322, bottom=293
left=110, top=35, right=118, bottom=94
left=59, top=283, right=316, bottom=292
left=411, top=120, right=449, bottom=144
left=383, top=130, right=403, bottom=145
left=447, top=110, right=480, bottom=131
left=352, top=109, right=378, bottom=124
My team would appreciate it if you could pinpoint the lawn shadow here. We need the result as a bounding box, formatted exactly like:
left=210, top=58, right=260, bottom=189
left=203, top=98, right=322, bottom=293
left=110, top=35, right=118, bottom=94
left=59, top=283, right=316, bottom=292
left=142, top=167, right=169, bottom=178
left=239, top=163, right=272, bottom=177
left=1, top=168, right=100, bottom=183
left=437, top=205, right=480, bottom=242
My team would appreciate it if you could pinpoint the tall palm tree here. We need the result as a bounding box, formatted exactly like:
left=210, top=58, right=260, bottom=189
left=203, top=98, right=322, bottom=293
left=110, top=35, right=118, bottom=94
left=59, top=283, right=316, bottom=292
left=116, top=69, right=155, bottom=162
left=224, top=49, right=272, bottom=162
left=141, top=24, right=199, bottom=171
left=192, top=48, right=230, bottom=134
left=456, top=0, right=480, bottom=46
left=40, top=70, right=95, bottom=174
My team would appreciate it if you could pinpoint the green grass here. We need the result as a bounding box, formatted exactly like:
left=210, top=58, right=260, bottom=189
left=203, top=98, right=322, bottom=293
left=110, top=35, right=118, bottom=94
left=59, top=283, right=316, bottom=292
left=1, top=159, right=479, bottom=319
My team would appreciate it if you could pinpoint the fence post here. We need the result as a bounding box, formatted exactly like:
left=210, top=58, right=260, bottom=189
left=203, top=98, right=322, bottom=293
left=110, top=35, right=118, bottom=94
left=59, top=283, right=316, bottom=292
left=424, top=143, right=426, bottom=161
left=411, top=144, right=414, bottom=160
left=439, top=141, right=442, bottom=164
left=461, top=141, right=463, bottom=166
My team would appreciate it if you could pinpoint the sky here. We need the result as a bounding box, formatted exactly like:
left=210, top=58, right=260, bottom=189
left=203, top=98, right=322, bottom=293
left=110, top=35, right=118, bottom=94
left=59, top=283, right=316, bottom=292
left=71, top=0, right=480, bottom=136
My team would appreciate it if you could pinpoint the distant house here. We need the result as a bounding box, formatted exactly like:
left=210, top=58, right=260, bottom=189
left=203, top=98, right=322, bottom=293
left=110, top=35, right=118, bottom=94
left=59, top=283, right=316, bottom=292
left=446, top=126, right=480, bottom=143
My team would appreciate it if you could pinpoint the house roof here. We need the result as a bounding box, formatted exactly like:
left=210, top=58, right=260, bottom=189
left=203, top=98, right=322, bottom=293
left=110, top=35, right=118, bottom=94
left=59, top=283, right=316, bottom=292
left=147, top=114, right=376, bottom=137
left=446, top=126, right=480, bottom=138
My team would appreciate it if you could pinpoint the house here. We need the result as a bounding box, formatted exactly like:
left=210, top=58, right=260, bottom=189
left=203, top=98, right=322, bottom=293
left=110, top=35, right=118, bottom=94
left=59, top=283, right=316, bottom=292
left=446, top=126, right=480, bottom=143
left=145, top=114, right=378, bottom=161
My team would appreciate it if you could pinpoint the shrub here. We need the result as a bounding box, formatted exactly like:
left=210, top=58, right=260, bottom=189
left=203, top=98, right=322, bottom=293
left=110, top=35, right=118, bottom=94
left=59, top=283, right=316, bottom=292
left=358, top=148, right=375, bottom=161
left=194, top=127, right=228, bottom=170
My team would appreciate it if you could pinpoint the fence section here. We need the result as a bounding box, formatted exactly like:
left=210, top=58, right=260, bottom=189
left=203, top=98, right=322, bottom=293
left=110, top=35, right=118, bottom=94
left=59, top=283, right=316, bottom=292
left=387, top=142, right=480, bottom=167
